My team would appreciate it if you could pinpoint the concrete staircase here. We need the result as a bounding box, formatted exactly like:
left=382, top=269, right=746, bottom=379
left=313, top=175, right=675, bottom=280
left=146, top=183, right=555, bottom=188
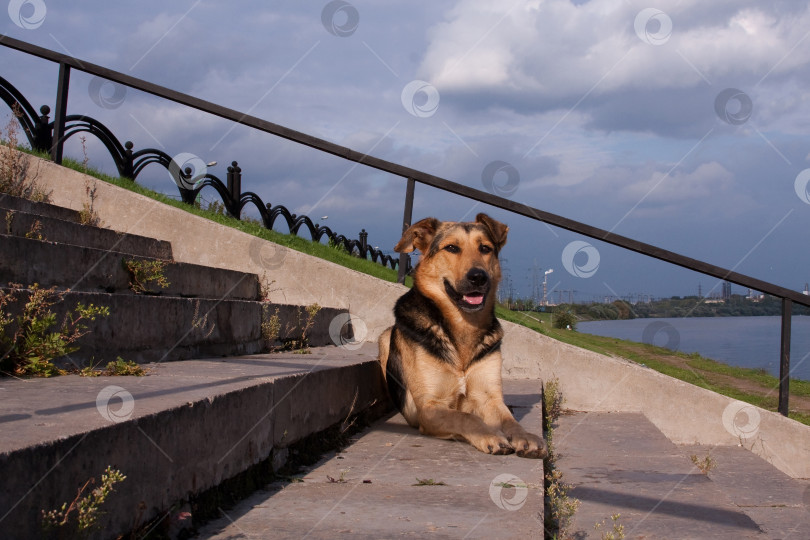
left=0, top=194, right=390, bottom=539
left=0, top=194, right=346, bottom=365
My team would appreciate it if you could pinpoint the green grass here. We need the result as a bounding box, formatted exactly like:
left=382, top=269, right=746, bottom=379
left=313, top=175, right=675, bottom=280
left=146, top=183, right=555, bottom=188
left=56, top=156, right=411, bottom=286
left=498, top=308, right=810, bottom=425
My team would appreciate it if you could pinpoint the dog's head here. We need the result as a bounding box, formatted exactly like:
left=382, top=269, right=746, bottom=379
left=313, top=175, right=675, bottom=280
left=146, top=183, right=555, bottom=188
left=395, top=213, right=508, bottom=314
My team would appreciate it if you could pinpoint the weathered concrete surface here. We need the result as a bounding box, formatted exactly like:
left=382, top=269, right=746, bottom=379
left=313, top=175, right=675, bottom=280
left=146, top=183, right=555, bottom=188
left=553, top=411, right=810, bottom=538
left=0, top=233, right=259, bottom=300
left=680, top=444, right=810, bottom=538
left=502, top=321, right=810, bottom=479
left=28, top=154, right=405, bottom=341
left=0, top=190, right=89, bottom=223
left=196, top=379, right=545, bottom=539
left=0, top=202, right=174, bottom=259
left=0, top=344, right=387, bottom=540
left=1, top=286, right=265, bottom=364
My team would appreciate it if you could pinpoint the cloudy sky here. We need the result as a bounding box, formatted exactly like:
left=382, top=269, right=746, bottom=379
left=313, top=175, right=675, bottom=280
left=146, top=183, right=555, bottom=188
left=2, top=0, right=810, bottom=303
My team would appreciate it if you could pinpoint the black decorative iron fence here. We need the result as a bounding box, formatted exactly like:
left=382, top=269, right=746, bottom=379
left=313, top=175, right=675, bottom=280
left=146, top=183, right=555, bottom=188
left=0, top=74, right=402, bottom=272
left=1, top=34, right=809, bottom=416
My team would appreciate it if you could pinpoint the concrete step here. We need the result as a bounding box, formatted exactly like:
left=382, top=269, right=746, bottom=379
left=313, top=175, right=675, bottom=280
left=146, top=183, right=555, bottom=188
left=6, top=287, right=263, bottom=365
left=552, top=410, right=810, bottom=539
left=196, top=379, right=546, bottom=539
left=0, top=234, right=257, bottom=300
left=1, top=205, right=173, bottom=260
left=0, top=286, right=349, bottom=366
left=0, top=344, right=388, bottom=540
left=677, top=443, right=810, bottom=538
left=0, top=192, right=84, bottom=223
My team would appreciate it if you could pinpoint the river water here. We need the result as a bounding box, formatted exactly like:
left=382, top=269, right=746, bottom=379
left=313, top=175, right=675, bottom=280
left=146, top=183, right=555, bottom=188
left=577, top=316, right=810, bottom=382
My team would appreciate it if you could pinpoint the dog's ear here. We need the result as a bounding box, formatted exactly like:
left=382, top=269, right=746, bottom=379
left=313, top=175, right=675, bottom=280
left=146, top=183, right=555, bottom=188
left=395, top=217, right=440, bottom=253
left=476, top=213, right=508, bottom=253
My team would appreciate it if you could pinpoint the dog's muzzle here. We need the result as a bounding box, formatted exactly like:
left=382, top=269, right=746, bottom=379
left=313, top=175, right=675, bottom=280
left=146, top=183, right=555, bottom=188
left=444, top=268, right=490, bottom=313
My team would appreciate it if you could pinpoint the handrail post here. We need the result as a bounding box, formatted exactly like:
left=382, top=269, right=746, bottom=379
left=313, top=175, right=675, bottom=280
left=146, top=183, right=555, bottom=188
left=50, top=62, right=70, bottom=164
left=778, top=298, right=792, bottom=416
left=35, top=105, right=52, bottom=152
left=123, top=141, right=134, bottom=179
left=226, top=161, right=241, bottom=219
left=359, top=229, right=368, bottom=252
left=397, top=177, right=415, bottom=284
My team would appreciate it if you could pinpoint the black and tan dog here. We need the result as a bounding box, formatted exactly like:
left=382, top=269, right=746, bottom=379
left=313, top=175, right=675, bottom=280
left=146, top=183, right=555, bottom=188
left=378, top=213, right=547, bottom=458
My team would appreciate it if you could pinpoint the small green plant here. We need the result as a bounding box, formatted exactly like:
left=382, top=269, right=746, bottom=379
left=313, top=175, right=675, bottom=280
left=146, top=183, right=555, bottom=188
left=123, top=258, right=170, bottom=293
left=0, top=103, right=49, bottom=202
left=543, top=377, right=580, bottom=539
left=79, top=135, right=90, bottom=172
left=328, top=237, right=349, bottom=254
left=4, top=209, right=14, bottom=234
left=304, top=303, right=321, bottom=337
left=594, top=513, right=625, bottom=540
left=413, top=478, right=446, bottom=486
left=205, top=199, right=226, bottom=215
left=104, top=357, right=145, bottom=376
left=190, top=299, right=215, bottom=338
left=261, top=305, right=281, bottom=345
left=42, top=466, right=126, bottom=536
left=690, top=452, right=717, bottom=475
left=78, top=178, right=102, bottom=227
left=544, top=377, right=564, bottom=426
left=552, top=306, right=577, bottom=330
left=259, top=273, right=278, bottom=301
left=546, top=469, right=580, bottom=539
left=275, top=303, right=321, bottom=352
left=81, top=357, right=146, bottom=377
left=78, top=364, right=100, bottom=377
left=543, top=377, right=564, bottom=459
left=0, top=283, right=109, bottom=377
left=327, top=470, right=348, bottom=483
left=24, top=219, right=44, bottom=240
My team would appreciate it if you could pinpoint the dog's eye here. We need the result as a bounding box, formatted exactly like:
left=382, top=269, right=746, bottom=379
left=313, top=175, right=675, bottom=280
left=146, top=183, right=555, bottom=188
left=479, top=244, right=493, bottom=255
left=443, top=244, right=460, bottom=254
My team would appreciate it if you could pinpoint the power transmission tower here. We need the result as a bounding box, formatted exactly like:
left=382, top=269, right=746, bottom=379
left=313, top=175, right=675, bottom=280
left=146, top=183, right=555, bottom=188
left=530, top=261, right=541, bottom=306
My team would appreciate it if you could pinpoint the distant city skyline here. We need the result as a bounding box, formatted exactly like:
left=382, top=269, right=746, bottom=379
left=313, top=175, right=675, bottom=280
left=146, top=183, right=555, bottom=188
left=496, top=263, right=784, bottom=306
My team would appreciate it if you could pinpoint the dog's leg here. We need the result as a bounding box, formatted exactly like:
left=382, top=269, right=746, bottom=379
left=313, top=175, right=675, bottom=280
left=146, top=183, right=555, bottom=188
left=379, top=328, right=421, bottom=428
left=464, top=360, right=548, bottom=459
left=495, top=407, right=548, bottom=459
left=417, top=404, right=515, bottom=455
left=458, top=396, right=547, bottom=458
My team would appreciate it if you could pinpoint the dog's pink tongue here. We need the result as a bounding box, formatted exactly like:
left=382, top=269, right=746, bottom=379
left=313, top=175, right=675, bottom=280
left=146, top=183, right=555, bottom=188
left=464, top=293, right=484, bottom=305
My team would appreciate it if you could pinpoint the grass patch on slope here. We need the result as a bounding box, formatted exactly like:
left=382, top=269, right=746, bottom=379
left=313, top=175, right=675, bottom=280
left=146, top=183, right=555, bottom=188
left=497, top=308, right=810, bottom=425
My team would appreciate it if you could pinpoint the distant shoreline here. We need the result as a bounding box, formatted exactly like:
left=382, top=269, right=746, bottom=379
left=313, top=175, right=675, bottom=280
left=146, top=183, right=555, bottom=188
left=555, top=295, right=810, bottom=322
left=578, top=315, right=810, bottom=382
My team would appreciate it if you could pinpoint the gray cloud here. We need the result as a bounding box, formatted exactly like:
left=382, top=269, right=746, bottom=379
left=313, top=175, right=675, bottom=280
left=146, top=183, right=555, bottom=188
left=1, top=0, right=808, bottom=299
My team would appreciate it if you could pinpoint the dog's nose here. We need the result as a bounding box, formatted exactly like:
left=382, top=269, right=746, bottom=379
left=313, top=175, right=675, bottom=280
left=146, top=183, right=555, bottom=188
left=466, top=268, right=489, bottom=287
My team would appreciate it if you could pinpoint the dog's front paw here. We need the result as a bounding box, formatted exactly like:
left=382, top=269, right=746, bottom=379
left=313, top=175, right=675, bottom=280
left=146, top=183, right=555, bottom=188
left=470, top=432, right=515, bottom=456
left=505, top=430, right=548, bottom=459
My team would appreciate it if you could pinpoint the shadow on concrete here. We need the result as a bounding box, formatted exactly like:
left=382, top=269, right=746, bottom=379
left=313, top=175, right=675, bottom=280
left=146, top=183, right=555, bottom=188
left=27, top=368, right=322, bottom=418
left=505, top=392, right=542, bottom=421
left=0, top=413, right=31, bottom=423
left=572, top=485, right=762, bottom=531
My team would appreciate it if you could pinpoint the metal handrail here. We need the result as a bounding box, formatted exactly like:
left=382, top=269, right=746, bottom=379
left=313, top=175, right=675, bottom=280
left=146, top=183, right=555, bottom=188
left=1, top=34, right=807, bottom=415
